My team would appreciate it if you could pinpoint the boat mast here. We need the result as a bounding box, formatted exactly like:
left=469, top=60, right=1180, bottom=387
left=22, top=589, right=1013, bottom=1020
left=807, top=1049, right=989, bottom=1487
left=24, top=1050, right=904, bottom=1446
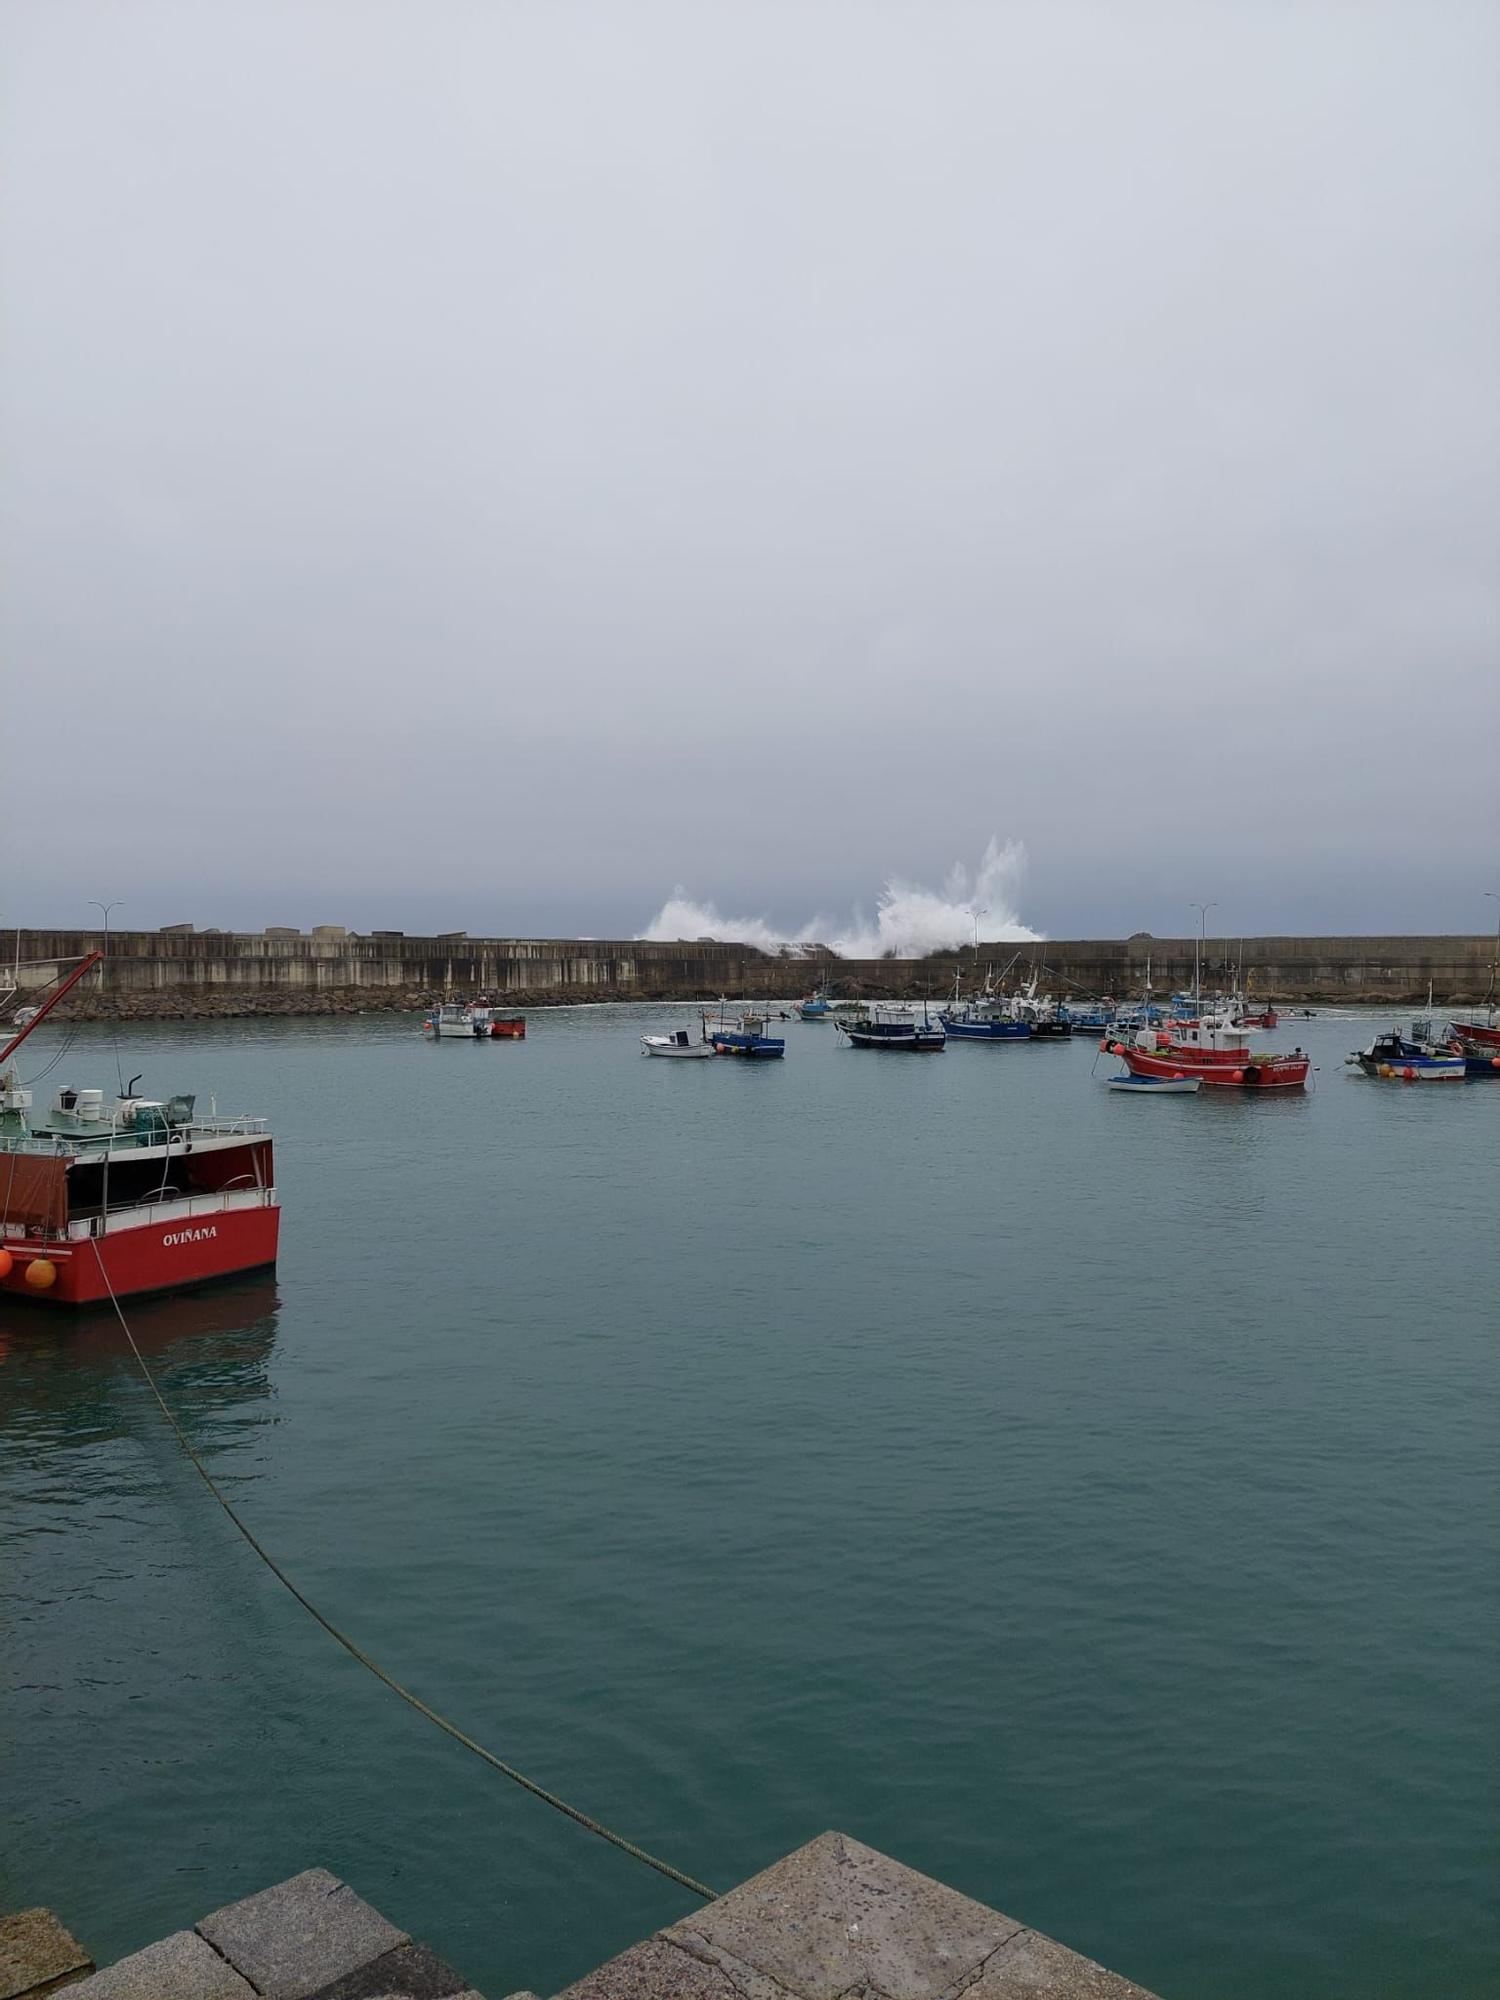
left=0, top=951, right=104, bottom=1066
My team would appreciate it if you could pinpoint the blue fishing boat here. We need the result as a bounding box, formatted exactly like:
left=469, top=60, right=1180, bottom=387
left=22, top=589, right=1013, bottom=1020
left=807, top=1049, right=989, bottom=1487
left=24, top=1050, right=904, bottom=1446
left=1347, top=1020, right=1463, bottom=1082
left=702, top=1003, right=785, bottom=1059
left=837, top=1003, right=946, bottom=1052
left=940, top=971, right=1029, bottom=1040
left=1066, top=1003, right=1115, bottom=1035
left=796, top=987, right=832, bottom=1020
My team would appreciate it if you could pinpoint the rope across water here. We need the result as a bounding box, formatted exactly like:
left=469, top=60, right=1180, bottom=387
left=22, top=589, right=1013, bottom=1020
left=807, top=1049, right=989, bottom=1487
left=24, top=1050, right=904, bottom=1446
left=90, top=1241, right=717, bottom=1903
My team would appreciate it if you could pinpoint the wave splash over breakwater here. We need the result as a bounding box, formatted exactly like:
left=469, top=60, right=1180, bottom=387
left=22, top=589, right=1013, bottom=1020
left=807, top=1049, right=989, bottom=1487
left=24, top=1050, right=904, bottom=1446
left=640, top=837, right=1043, bottom=958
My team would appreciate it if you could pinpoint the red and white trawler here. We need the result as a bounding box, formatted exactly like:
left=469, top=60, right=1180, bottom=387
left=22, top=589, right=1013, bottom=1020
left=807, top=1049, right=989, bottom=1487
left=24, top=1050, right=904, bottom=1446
left=1107, top=1007, right=1311, bottom=1091
left=0, top=954, right=279, bottom=1306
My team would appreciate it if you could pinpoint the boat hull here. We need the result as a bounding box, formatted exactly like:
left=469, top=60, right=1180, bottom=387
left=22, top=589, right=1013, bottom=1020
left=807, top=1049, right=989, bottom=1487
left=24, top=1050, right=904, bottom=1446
left=940, top=1017, right=1030, bottom=1041
left=841, top=1028, right=945, bottom=1051
left=710, top=1034, right=785, bottom=1058
left=1121, top=1046, right=1310, bottom=1089
left=1108, top=1074, right=1201, bottom=1094
left=0, top=1204, right=281, bottom=1307
left=1353, top=1054, right=1464, bottom=1081
left=1451, top=1022, right=1500, bottom=1071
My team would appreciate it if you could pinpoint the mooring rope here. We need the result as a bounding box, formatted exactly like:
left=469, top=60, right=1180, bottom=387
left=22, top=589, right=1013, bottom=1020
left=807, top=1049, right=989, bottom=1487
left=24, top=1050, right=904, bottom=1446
left=89, top=1240, right=717, bottom=1902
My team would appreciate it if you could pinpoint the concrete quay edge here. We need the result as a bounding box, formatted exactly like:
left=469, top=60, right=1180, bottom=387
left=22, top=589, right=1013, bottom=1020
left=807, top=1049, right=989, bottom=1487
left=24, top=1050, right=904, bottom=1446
left=3, top=1836, right=1160, bottom=2000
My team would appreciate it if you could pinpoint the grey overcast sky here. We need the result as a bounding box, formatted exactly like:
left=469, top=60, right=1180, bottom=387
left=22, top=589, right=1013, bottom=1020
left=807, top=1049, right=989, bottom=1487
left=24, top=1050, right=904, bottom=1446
left=3, top=0, right=1497, bottom=947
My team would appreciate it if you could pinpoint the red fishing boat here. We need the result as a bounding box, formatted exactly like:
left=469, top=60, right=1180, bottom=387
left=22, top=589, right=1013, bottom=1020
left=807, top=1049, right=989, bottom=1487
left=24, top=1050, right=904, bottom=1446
left=1448, top=1009, right=1500, bottom=1072
left=1105, top=1010, right=1310, bottom=1091
left=0, top=954, right=280, bottom=1306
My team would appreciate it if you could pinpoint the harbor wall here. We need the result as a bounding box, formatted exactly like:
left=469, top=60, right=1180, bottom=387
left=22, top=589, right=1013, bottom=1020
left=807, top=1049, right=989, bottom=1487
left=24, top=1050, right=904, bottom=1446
left=8, top=927, right=1497, bottom=1017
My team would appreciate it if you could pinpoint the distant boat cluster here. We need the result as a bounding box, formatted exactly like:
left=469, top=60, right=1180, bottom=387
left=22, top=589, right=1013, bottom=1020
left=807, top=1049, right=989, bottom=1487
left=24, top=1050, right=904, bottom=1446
left=409, top=970, right=1500, bottom=1097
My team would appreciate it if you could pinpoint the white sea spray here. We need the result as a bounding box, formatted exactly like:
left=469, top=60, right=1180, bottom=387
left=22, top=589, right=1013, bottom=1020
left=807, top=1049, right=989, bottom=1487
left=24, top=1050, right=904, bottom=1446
left=639, top=837, right=1042, bottom=958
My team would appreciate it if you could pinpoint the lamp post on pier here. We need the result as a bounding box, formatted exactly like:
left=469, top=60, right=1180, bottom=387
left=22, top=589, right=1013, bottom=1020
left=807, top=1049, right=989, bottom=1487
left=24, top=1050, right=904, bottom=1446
left=88, top=901, right=122, bottom=992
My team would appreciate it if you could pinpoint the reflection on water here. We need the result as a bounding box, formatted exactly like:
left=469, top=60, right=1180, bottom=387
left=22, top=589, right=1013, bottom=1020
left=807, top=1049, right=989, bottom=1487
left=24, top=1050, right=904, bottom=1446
left=0, top=1276, right=281, bottom=1443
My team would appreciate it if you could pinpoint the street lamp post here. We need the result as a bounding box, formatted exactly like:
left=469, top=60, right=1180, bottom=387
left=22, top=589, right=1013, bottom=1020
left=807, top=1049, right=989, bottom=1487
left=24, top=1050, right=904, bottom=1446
left=1189, top=901, right=1217, bottom=1004
left=1486, top=891, right=1500, bottom=999
left=970, top=905, right=988, bottom=961
left=89, top=901, right=122, bottom=991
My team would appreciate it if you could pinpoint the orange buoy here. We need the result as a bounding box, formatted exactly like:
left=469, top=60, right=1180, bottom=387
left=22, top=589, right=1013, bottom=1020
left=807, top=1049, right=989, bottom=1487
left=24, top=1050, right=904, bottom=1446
left=24, top=1257, right=57, bottom=1290
left=0, top=1248, right=11, bottom=1279
left=1492, top=1055, right=1500, bottom=1069
left=1231, top=1068, right=1244, bottom=1083
left=1378, top=1063, right=1392, bottom=1077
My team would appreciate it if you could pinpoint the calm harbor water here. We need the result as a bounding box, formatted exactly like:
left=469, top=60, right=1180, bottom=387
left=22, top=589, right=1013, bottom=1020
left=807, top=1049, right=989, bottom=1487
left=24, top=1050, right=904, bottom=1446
left=2, top=1006, right=1495, bottom=1997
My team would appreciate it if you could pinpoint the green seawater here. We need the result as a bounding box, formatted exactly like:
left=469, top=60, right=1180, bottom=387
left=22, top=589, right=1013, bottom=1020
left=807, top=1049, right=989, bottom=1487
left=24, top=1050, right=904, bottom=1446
left=1, top=1007, right=1495, bottom=1997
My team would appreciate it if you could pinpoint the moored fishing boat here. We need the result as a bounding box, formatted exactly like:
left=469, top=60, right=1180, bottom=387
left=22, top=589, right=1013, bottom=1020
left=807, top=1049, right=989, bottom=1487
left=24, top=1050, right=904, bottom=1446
left=470, top=1006, right=526, bottom=1039
left=641, top=1028, right=715, bottom=1059
left=1066, top=1001, right=1115, bottom=1035
left=423, top=1002, right=476, bottom=1038
left=0, top=955, right=280, bottom=1306
left=703, top=1003, right=785, bottom=1059
left=1109, top=1010, right=1311, bottom=1090
left=796, top=985, right=833, bottom=1020
left=940, top=973, right=1030, bottom=1041
left=423, top=1002, right=525, bottom=1039
left=1347, top=1022, right=1464, bottom=1082
left=1010, top=978, right=1071, bottom=1040
left=1447, top=1009, right=1500, bottom=1073
left=837, top=1003, right=946, bottom=1052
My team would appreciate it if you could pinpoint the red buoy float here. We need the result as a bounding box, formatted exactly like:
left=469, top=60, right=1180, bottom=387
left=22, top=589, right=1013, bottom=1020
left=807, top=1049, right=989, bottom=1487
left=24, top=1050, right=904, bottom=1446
left=1231, top=1068, right=1244, bottom=1083
left=1403, top=1066, right=1415, bottom=1080
left=0, top=1247, right=11, bottom=1279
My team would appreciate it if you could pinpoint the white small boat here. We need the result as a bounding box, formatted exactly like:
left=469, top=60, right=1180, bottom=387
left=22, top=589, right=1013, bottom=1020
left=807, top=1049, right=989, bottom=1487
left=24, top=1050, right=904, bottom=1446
left=424, top=1002, right=477, bottom=1039
left=1107, top=1073, right=1201, bottom=1094
left=641, top=1029, right=715, bottom=1059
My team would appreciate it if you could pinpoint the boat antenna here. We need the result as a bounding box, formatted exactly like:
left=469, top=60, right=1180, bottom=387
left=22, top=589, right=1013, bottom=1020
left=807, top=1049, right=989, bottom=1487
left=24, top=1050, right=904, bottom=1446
left=1190, top=901, right=1216, bottom=1008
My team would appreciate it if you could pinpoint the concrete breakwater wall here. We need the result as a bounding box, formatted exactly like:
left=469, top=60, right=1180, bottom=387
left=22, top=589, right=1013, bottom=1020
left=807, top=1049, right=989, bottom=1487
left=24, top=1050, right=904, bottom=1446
left=8, top=927, right=1497, bottom=1018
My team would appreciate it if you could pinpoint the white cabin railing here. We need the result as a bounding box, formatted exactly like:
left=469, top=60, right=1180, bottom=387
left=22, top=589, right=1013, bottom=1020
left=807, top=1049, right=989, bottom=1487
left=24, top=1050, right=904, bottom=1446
left=3, top=1183, right=276, bottom=1246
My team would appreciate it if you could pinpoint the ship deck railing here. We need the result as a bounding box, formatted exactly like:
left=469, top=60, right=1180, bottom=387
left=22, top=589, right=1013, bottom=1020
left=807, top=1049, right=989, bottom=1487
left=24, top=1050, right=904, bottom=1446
left=0, top=1115, right=270, bottom=1158
left=3, top=1184, right=277, bottom=1245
